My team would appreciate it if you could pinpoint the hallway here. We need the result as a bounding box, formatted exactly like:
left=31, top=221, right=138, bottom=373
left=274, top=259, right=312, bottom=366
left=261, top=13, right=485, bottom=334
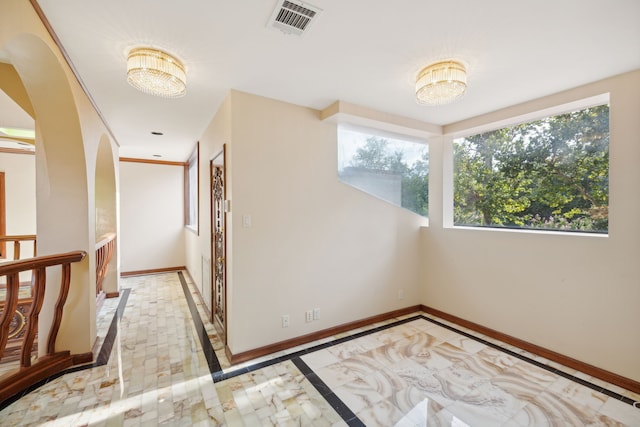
left=0, top=273, right=638, bottom=426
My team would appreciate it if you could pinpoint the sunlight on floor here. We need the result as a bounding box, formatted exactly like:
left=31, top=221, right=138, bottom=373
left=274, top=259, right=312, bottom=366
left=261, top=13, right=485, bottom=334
left=36, top=375, right=209, bottom=426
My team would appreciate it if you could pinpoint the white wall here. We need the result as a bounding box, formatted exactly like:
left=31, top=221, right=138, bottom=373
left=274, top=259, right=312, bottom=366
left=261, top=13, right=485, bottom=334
left=119, top=161, right=185, bottom=272
left=0, top=151, right=36, bottom=259
left=423, top=70, right=640, bottom=382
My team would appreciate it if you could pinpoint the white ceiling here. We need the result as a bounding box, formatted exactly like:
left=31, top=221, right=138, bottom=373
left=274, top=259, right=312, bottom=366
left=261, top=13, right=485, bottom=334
left=4, top=0, right=640, bottom=161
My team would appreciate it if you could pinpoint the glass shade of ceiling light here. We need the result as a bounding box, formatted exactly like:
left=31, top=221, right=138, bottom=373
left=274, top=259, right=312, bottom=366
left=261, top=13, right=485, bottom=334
left=126, top=48, right=186, bottom=98
left=416, top=60, right=467, bottom=106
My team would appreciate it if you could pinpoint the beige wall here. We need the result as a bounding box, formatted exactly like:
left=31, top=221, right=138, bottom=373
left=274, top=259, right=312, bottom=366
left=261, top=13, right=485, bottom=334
left=184, top=95, right=230, bottom=307
left=0, top=152, right=36, bottom=235
left=0, top=152, right=36, bottom=267
left=95, top=137, right=117, bottom=239
left=95, top=135, right=118, bottom=294
left=190, top=90, right=425, bottom=355
left=119, top=161, right=185, bottom=272
left=424, top=70, right=640, bottom=382
left=0, top=152, right=35, bottom=285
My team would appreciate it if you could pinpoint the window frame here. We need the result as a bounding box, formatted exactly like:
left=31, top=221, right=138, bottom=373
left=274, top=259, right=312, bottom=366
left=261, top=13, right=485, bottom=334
left=185, top=142, right=199, bottom=235
left=449, top=95, right=610, bottom=235
left=337, top=124, right=430, bottom=219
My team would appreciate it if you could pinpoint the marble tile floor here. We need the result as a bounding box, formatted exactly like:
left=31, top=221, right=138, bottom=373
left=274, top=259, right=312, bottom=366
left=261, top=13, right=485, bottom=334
left=0, top=273, right=343, bottom=426
left=0, top=271, right=638, bottom=426
left=299, top=319, right=640, bottom=426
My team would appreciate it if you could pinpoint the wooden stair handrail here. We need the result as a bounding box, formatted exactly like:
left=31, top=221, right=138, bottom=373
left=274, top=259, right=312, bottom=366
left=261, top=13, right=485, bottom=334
left=95, top=232, right=116, bottom=250
left=0, top=235, right=37, bottom=242
left=0, top=250, right=87, bottom=404
left=0, top=235, right=37, bottom=260
left=95, top=233, right=116, bottom=297
left=0, top=251, right=84, bottom=275
left=0, top=275, right=19, bottom=359
left=20, top=267, right=44, bottom=367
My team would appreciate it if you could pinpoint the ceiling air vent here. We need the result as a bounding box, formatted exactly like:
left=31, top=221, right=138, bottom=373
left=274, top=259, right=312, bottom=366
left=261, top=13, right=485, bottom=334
left=268, top=0, right=322, bottom=36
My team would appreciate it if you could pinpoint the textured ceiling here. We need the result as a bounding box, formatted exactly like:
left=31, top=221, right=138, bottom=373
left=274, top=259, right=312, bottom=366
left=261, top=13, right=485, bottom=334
left=4, top=1, right=640, bottom=161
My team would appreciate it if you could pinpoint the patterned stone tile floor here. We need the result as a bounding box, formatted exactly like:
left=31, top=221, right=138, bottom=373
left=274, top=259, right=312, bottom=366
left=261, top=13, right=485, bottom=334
left=0, top=272, right=638, bottom=426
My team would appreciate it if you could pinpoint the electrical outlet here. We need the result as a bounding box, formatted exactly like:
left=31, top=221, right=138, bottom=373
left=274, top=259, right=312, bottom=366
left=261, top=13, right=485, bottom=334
left=305, top=310, right=313, bottom=322
left=398, top=289, right=404, bottom=300
left=313, top=308, right=320, bottom=320
left=282, top=314, right=290, bottom=328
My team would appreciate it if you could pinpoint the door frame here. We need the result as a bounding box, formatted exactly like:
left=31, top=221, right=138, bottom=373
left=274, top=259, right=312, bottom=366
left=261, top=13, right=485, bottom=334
left=210, top=145, right=227, bottom=344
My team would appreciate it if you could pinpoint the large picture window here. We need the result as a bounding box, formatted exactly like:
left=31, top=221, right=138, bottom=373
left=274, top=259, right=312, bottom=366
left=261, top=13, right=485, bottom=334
left=453, top=103, right=609, bottom=233
left=338, top=127, right=429, bottom=217
left=185, top=142, right=199, bottom=233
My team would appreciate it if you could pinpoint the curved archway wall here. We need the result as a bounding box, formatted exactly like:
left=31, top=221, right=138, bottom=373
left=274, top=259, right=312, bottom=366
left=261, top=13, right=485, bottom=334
left=0, top=0, right=119, bottom=357
left=95, top=133, right=119, bottom=295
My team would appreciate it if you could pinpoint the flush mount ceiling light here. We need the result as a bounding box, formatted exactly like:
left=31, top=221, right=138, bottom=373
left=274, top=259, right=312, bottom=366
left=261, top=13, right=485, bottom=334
left=126, top=48, right=186, bottom=98
left=415, top=60, right=467, bottom=106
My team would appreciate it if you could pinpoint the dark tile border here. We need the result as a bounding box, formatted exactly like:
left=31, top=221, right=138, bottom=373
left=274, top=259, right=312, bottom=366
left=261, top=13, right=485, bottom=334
left=196, top=311, right=639, bottom=411
left=95, top=288, right=131, bottom=365
left=420, top=314, right=639, bottom=409
left=292, top=357, right=365, bottom=426
left=211, top=316, right=421, bottom=382
left=0, top=288, right=131, bottom=411
left=178, top=269, right=417, bottom=383
left=177, top=271, right=222, bottom=373
left=178, top=271, right=639, bottom=415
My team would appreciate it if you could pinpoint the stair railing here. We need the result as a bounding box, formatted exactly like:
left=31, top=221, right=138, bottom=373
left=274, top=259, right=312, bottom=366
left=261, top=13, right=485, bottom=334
left=0, top=250, right=86, bottom=403
left=95, top=232, right=116, bottom=302
left=0, top=235, right=38, bottom=361
left=0, top=234, right=37, bottom=260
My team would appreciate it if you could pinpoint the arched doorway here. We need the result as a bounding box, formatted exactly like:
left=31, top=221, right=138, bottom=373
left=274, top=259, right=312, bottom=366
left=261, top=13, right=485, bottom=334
left=3, top=33, right=93, bottom=357
left=95, top=134, right=118, bottom=304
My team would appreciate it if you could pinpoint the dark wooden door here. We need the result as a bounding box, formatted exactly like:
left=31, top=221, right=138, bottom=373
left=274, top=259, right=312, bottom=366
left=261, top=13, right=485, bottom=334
left=211, top=148, right=226, bottom=341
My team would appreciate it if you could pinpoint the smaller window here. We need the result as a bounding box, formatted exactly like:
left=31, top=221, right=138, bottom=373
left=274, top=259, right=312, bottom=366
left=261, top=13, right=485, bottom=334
left=185, top=143, right=199, bottom=234
left=338, top=127, right=429, bottom=217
